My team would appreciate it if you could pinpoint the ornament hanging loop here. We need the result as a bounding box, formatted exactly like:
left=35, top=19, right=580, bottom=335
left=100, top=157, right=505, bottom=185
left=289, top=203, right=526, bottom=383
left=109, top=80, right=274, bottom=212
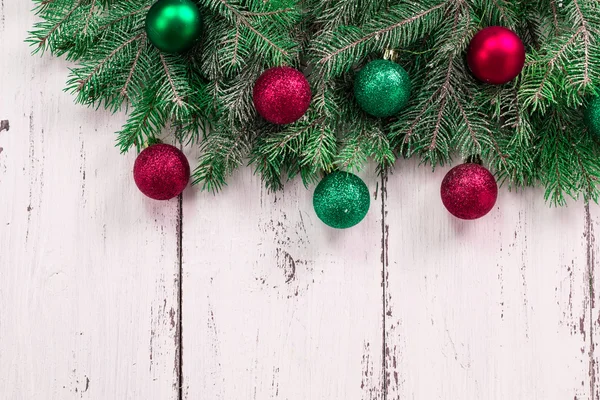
left=465, top=154, right=483, bottom=165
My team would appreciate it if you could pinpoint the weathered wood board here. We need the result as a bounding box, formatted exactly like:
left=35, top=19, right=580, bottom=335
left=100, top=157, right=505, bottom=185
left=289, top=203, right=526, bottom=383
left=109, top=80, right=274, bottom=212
left=0, top=3, right=180, bottom=398
left=384, top=162, right=595, bottom=400
left=181, top=164, right=384, bottom=400
left=1, top=1, right=600, bottom=399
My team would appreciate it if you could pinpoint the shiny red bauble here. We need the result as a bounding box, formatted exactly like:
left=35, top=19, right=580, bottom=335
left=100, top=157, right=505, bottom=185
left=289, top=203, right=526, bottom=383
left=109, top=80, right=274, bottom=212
left=441, top=163, right=498, bottom=220
left=253, top=66, right=311, bottom=125
left=133, top=143, right=190, bottom=200
left=467, top=26, right=525, bottom=85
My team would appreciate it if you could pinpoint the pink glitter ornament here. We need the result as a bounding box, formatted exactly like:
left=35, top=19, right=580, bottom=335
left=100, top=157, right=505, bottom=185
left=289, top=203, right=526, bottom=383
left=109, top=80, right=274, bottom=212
left=253, top=66, right=311, bottom=125
left=441, top=163, right=498, bottom=220
left=133, top=143, right=190, bottom=200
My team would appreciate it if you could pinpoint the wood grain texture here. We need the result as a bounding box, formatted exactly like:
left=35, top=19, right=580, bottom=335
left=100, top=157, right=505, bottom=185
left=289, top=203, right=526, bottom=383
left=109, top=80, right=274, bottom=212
left=180, top=164, right=384, bottom=400
left=4, top=2, right=600, bottom=400
left=0, top=2, right=180, bottom=399
left=384, top=161, right=595, bottom=400
left=587, top=203, right=600, bottom=400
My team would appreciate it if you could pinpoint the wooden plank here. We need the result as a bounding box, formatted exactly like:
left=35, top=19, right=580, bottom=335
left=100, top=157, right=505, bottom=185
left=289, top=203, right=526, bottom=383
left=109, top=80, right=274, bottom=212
left=181, top=164, right=384, bottom=400
left=587, top=203, right=600, bottom=400
left=0, top=3, right=180, bottom=399
left=383, top=160, right=592, bottom=399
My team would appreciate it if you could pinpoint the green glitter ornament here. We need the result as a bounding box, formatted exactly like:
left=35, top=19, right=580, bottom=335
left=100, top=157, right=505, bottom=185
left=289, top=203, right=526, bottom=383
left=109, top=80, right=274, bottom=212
left=585, top=97, right=600, bottom=137
left=145, top=0, right=203, bottom=54
left=354, top=59, right=411, bottom=118
left=313, top=171, right=371, bottom=229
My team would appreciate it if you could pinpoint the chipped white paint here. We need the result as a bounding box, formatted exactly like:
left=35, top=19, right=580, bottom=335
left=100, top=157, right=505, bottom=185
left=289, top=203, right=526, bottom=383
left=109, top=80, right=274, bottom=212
left=180, top=160, right=600, bottom=400
left=180, top=164, right=384, bottom=400
left=384, top=163, right=596, bottom=400
left=2, top=1, right=600, bottom=400
left=0, top=2, right=179, bottom=399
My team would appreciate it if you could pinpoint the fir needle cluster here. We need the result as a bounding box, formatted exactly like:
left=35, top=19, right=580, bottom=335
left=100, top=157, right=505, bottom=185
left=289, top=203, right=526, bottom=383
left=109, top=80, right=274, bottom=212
left=29, top=0, right=600, bottom=205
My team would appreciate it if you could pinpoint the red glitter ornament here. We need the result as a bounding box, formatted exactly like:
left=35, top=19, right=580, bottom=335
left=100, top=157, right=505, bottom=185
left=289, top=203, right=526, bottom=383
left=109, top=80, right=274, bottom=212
left=441, top=163, right=498, bottom=220
left=467, top=26, right=525, bottom=85
left=253, top=66, right=311, bottom=125
left=133, top=143, right=190, bottom=200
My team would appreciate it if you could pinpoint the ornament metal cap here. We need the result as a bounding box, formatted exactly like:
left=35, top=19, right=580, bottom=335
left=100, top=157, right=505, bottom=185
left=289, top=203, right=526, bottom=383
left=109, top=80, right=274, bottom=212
left=383, top=48, right=400, bottom=62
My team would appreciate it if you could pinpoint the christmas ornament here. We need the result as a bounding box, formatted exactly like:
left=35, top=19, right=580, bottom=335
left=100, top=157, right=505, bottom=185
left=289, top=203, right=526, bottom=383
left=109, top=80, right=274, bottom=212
left=313, top=171, right=370, bottom=229
left=467, top=26, right=525, bottom=85
left=354, top=59, right=411, bottom=118
left=145, top=0, right=203, bottom=54
left=441, top=163, right=498, bottom=220
left=253, top=66, right=311, bottom=125
left=585, top=97, right=600, bottom=136
left=133, top=143, right=190, bottom=200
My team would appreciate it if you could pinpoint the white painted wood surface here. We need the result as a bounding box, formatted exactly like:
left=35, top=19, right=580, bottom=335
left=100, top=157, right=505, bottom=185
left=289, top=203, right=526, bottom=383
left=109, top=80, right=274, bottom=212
left=0, top=3, right=180, bottom=399
left=1, top=1, right=599, bottom=399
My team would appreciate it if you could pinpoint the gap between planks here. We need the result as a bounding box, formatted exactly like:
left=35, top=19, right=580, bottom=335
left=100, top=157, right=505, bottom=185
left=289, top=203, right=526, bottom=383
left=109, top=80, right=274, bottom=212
left=378, top=178, right=599, bottom=399
left=585, top=202, right=597, bottom=400
left=173, top=172, right=600, bottom=400
left=380, top=167, right=390, bottom=400
left=177, top=193, right=184, bottom=400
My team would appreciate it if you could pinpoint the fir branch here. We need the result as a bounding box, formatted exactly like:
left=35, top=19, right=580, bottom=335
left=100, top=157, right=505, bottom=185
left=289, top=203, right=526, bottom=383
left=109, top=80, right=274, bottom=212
left=570, top=131, right=596, bottom=199
left=486, top=128, right=509, bottom=170
left=490, top=0, right=509, bottom=23
left=29, top=0, right=600, bottom=202
left=193, top=126, right=250, bottom=191
left=231, top=24, right=240, bottom=68
left=301, top=124, right=337, bottom=172
left=83, top=0, right=97, bottom=35
left=471, top=0, right=518, bottom=27
left=402, top=95, right=436, bottom=144
left=390, top=1, right=475, bottom=166
left=77, top=33, right=144, bottom=91
left=524, top=27, right=582, bottom=111
left=521, top=0, right=600, bottom=112
left=116, top=85, right=167, bottom=152
left=214, top=0, right=291, bottom=57
left=33, top=0, right=82, bottom=52
left=429, top=54, right=454, bottom=151
left=241, top=8, right=294, bottom=17
left=550, top=0, right=559, bottom=31
left=453, top=93, right=480, bottom=151
left=99, top=5, right=150, bottom=31
left=160, top=54, right=184, bottom=107
left=275, top=117, right=323, bottom=155
left=572, top=0, right=591, bottom=85
left=314, top=1, right=447, bottom=78
left=121, top=35, right=145, bottom=98
left=309, top=0, right=392, bottom=30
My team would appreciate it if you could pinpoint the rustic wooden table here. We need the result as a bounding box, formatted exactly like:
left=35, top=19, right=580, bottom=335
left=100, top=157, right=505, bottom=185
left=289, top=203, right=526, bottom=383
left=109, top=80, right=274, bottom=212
left=1, top=2, right=599, bottom=399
